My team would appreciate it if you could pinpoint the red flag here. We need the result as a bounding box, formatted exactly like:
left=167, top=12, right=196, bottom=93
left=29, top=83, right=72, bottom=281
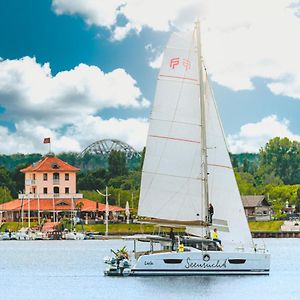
left=43, top=137, right=51, bottom=144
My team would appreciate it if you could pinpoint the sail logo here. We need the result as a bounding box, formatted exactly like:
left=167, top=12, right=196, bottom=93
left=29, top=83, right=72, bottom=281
left=169, top=57, right=191, bottom=70
left=170, top=57, right=180, bottom=69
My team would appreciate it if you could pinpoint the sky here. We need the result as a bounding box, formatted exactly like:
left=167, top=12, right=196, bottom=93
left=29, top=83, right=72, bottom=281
left=1, top=0, right=300, bottom=154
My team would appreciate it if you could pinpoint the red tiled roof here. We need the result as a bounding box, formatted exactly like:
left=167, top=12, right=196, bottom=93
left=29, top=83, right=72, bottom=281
left=20, top=155, right=80, bottom=172
left=0, top=198, right=125, bottom=212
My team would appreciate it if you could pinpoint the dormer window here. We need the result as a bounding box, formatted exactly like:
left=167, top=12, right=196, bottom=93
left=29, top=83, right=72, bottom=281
left=51, top=163, right=60, bottom=169
left=56, top=201, right=69, bottom=206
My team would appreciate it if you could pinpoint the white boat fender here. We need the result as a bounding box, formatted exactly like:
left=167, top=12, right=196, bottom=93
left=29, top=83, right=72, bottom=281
left=122, top=268, right=131, bottom=276
left=123, top=259, right=130, bottom=268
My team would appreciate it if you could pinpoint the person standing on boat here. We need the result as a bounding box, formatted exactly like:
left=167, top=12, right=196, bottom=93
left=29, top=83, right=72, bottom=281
left=208, top=203, right=214, bottom=224
left=169, top=228, right=175, bottom=251
left=212, top=228, right=221, bottom=246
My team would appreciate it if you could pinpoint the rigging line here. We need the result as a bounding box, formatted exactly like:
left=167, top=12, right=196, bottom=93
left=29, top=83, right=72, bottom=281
left=205, top=67, right=232, bottom=157
left=141, top=30, right=198, bottom=206
left=149, top=117, right=201, bottom=127
left=208, top=163, right=232, bottom=170
left=159, top=74, right=199, bottom=83
left=149, top=134, right=200, bottom=144
left=143, top=170, right=201, bottom=180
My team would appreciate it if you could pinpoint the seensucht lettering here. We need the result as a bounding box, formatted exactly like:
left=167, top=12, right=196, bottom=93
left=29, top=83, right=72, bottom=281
left=185, top=257, right=227, bottom=269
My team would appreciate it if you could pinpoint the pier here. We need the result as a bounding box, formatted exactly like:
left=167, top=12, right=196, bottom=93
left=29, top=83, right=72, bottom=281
left=252, top=231, right=300, bottom=238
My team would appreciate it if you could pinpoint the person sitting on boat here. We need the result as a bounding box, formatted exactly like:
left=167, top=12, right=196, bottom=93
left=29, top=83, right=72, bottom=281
left=169, top=228, right=175, bottom=251
left=208, top=203, right=214, bottom=224
left=212, top=228, right=221, bottom=246
left=178, top=243, right=184, bottom=252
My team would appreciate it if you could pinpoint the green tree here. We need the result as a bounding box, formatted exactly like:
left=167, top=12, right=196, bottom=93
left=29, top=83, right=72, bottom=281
left=10, top=163, right=27, bottom=196
left=235, top=171, right=257, bottom=195
left=77, top=168, right=107, bottom=191
left=258, top=137, right=300, bottom=184
left=0, top=166, right=16, bottom=196
left=108, top=150, right=128, bottom=177
left=0, top=186, right=13, bottom=203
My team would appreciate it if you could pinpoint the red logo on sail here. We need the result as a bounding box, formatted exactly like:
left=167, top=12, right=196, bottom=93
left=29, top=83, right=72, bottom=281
left=169, top=57, right=191, bottom=70
left=170, top=57, right=180, bottom=69
left=182, top=59, right=191, bottom=70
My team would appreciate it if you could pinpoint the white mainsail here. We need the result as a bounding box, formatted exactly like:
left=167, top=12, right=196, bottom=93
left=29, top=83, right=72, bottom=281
left=138, top=30, right=205, bottom=224
left=139, top=26, right=254, bottom=249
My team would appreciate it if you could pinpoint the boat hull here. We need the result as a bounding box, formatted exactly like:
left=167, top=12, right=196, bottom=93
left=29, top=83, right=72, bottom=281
left=131, top=250, right=270, bottom=276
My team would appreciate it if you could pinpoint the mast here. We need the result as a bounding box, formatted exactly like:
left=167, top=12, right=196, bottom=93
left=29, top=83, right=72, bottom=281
left=196, top=20, right=210, bottom=234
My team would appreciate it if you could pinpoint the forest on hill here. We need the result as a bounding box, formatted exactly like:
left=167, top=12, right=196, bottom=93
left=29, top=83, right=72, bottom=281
left=1, top=137, right=300, bottom=218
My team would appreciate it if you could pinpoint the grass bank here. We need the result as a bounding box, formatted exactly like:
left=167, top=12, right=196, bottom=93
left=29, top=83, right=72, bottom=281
left=0, top=222, right=39, bottom=232
left=248, top=220, right=283, bottom=232
left=76, top=223, right=158, bottom=233
left=1, top=221, right=284, bottom=233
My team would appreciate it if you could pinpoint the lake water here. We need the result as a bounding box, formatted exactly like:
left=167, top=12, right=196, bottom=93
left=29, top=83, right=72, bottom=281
left=0, top=238, right=299, bottom=300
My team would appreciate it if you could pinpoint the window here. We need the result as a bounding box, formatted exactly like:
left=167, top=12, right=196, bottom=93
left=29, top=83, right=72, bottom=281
left=43, top=187, right=48, bottom=194
left=33, top=188, right=36, bottom=194
left=53, top=173, right=60, bottom=180
left=56, top=201, right=69, bottom=206
left=53, top=187, right=59, bottom=194
left=33, top=173, right=36, bottom=180
left=51, top=163, right=60, bottom=169
left=43, top=173, right=48, bottom=181
left=65, top=173, right=69, bottom=181
left=65, top=187, right=69, bottom=194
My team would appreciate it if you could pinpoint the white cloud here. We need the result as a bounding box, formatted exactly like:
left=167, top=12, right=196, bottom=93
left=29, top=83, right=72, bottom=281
left=0, top=117, right=148, bottom=154
left=112, top=23, right=141, bottom=41
left=0, top=57, right=149, bottom=154
left=0, top=57, right=149, bottom=129
left=52, top=0, right=122, bottom=27
left=227, top=115, right=300, bottom=153
left=51, top=0, right=300, bottom=99
left=66, top=115, right=148, bottom=151
left=149, top=53, right=163, bottom=69
left=144, top=43, right=163, bottom=69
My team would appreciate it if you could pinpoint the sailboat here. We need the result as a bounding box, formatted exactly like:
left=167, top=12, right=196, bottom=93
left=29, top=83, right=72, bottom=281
left=104, top=21, right=270, bottom=276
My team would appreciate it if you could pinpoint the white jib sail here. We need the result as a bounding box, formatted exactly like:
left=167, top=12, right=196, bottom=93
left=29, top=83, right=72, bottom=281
left=187, top=76, right=254, bottom=250
left=138, top=30, right=206, bottom=223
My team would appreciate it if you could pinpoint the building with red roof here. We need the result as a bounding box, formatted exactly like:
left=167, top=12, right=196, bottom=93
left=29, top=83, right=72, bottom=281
left=0, top=153, right=124, bottom=224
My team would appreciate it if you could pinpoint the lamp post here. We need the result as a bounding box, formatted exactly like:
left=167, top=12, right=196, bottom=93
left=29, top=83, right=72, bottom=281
left=19, top=191, right=24, bottom=228
left=96, top=187, right=111, bottom=237
left=27, top=194, right=30, bottom=229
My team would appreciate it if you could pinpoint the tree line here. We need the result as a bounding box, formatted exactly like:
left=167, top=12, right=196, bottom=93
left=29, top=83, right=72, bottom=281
left=1, top=137, right=300, bottom=216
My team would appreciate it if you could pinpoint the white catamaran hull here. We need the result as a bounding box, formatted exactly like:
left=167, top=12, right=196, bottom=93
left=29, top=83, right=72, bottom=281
left=131, top=250, right=270, bottom=276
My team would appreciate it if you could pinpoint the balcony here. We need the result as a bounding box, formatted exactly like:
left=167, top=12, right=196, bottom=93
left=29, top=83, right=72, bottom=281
left=53, top=179, right=60, bottom=185
left=25, top=179, right=36, bottom=186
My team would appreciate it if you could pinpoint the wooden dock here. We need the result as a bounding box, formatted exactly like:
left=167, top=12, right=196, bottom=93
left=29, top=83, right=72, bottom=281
left=252, top=231, right=300, bottom=238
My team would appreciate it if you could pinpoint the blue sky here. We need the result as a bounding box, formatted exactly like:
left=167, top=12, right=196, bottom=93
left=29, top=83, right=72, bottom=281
left=1, top=0, right=300, bottom=154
